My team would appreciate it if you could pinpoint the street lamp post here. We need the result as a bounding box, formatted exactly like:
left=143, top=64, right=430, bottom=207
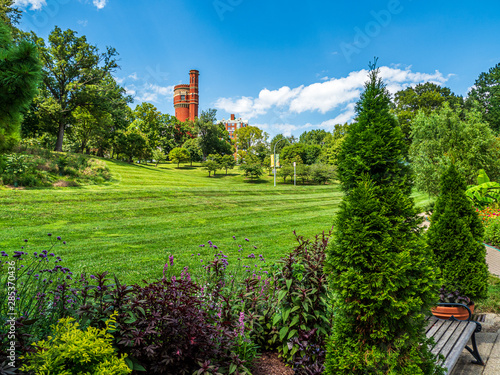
left=273, top=138, right=285, bottom=187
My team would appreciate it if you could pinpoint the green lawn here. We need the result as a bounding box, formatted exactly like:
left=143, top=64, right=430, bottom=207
left=0, top=159, right=432, bottom=284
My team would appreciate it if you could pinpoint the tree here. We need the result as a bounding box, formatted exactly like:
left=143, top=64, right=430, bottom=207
left=393, top=82, right=464, bottom=141
left=410, top=103, right=500, bottom=196
left=278, top=165, right=293, bottom=183
left=468, top=62, right=500, bottom=134
left=220, top=155, right=236, bottom=175
left=239, top=163, right=263, bottom=180
left=169, top=147, right=190, bottom=168
left=31, top=27, right=119, bottom=151
left=114, top=128, right=149, bottom=163
left=195, top=109, right=232, bottom=159
left=182, top=138, right=203, bottom=166
left=426, top=164, right=488, bottom=302
left=309, top=164, right=335, bottom=184
left=270, top=134, right=291, bottom=154
left=281, top=143, right=321, bottom=165
left=203, top=160, right=219, bottom=177
left=299, top=129, right=328, bottom=145
left=152, top=149, right=166, bottom=167
left=233, top=126, right=264, bottom=151
left=0, top=1, right=21, bottom=34
left=319, top=124, right=350, bottom=166
left=0, top=20, right=41, bottom=153
left=325, top=63, right=440, bottom=374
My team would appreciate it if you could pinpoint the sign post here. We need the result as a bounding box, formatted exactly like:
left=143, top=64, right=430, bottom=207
left=294, top=161, right=296, bottom=186
left=273, top=138, right=285, bottom=187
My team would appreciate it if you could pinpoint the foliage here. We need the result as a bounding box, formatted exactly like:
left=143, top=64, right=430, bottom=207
left=233, top=126, right=265, bottom=151
left=239, top=162, right=263, bottom=180
left=20, top=312, right=131, bottom=375
left=278, top=165, right=293, bottom=183
left=393, top=82, right=463, bottom=141
left=476, top=206, right=500, bottom=226
left=196, top=109, right=232, bottom=159
left=468, top=62, right=500, bottom=134
left=476, top=274, right=500, bottom=313
left=299, top=129, right=329, bottom=146
left=29, top=26, right=122, bottom=151
left=484, top=216, right=500, bottom=248
left=152, top=148, right=166, bottom=167
left=281, top=143, right=321, bottom=165
left=203, top=159, right=219, bottom=177
left=426, top=164, right=489, bottom=301
left=409, top=103, right=500, bottom=196
left=0, top=149, right=111, bottom=187
left=438, top=287, right=471, bottom=305
left=271, top=232, right=332, bottom=373
left=118, top=276, right=251, bottom=375
left=319, top=124, right=350, bottom=166
left=220, top=154, right=236, bottom=175
left=325, top=63, right=441, bottom=375
left=0, top=235, right=78, bottom=371
left=270, top=134, right=291, bottom=154
left=0, top=20, right=41, bottom=153
left=169, top=147, right=190, bottom=168
left=114, top=128, right=150, bottom=163
left=182, top=138, right=203, bottom=166
left=309, top=164, right=335, bottom=185
left=337, top=70, right=409, bottom=195
left=465, top=169, right=500, bottom=208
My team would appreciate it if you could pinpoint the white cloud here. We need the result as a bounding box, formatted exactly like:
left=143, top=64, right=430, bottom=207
left=93, top=0, right=107, bottom=9
left=128, top=72, right=138, bottom=81
left=134, top=83, right=174, bottom=103
left=215, top=65, right=450, bottom=125
left=78, top=20, right=88, bottom=27
left=13, top=0, right=46, bottom=10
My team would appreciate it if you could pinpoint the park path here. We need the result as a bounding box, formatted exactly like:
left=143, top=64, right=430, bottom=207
left=451, top=244, right=500, bottom=375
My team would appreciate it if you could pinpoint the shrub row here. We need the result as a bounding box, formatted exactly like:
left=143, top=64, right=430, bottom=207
left=0, top=147, right=110, bottom=187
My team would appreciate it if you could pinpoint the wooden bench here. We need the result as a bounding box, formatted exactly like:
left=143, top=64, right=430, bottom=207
left=425, top=303, right=484, bottom=374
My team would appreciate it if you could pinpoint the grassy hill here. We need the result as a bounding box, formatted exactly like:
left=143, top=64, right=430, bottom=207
left=0, top=159, right=431, bottom=284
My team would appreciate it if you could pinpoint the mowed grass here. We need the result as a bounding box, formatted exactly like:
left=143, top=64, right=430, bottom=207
left=0, top=160, right=345, bottom=284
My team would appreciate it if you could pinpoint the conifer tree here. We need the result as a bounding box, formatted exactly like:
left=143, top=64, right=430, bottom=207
left=427, top=164, right=489, bottom=301
left=0, top=20, right=41, bottom=152
left=325, top=62, right=442, bottom=374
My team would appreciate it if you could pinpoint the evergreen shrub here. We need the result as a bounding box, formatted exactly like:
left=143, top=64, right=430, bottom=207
left=325, top=62, right=442, bottom=374
left=427, top=164, right=489, bottom=301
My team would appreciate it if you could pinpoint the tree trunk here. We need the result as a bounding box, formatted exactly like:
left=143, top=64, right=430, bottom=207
left=54, top=120, right=65, bottom=151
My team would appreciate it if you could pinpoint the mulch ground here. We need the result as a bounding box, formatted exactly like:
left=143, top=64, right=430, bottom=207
left=251, top=352, right=294, bottom=375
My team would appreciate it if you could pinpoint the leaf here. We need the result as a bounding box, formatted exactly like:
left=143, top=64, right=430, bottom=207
left=291, top=305, right=300, bottom=313
left=286, top=279, right=293, bottom=291
left=279, top=326, right=289, bottom=341
left=282, top=308, right=290, bottom=323
left=229, top=363, right=237, bottom=374
left=287, top=329, right=297, bottom=340
left=289, top=315, right=299, bottom=327
left=277, top=290, right=287, bottom=302
left=273, top=314, right=281, bottom=326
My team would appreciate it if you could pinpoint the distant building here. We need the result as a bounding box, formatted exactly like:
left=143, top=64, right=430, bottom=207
left=220, top=114, right=248, bottom=141
left=173, top=70, right=199, bottom=122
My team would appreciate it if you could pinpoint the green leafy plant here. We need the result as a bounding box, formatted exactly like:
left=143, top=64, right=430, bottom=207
left=270, top=231, right=332, bottom=372
left=466, top=169, right=500, bottom=208
left=20, top=312, right=131, bottom=375
left=484, top=216, right=500, bottom=247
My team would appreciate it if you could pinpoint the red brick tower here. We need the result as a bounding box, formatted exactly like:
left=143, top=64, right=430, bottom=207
left=174, top=70, right=199, bottom=122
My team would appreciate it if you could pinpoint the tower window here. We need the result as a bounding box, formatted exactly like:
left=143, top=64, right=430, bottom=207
left=181, top=95, right=185, bottom=101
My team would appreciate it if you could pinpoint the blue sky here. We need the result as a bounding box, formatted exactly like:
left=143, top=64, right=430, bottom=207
left=14, top=0, right=500, bottom=138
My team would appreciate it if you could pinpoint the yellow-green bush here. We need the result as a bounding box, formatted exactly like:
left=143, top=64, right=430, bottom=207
left=20, top=312, right=131, bottom=375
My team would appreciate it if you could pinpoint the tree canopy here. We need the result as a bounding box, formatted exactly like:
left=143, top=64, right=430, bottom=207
left=468, top=62, right=500, bottom=134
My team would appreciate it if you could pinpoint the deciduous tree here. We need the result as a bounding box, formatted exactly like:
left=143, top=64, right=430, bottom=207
left=169, top=147, right=190, bottom=168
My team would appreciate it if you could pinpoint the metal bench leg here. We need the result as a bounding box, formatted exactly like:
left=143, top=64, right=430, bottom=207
left=465, top=333, right=485, bottom=366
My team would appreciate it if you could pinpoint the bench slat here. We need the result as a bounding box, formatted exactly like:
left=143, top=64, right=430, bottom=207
left=431, top=320, right=468, bottom=357
left=442, top=322, right=476, bottom=373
